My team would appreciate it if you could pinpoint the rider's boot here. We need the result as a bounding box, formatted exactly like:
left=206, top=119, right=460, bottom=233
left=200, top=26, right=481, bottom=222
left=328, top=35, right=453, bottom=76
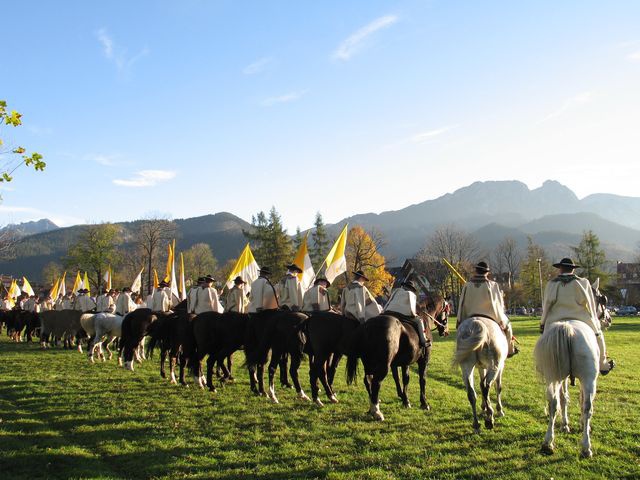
left=596, top=333, right=615, bottom=375
left=504, top=323, right=519, bottom=358
left=412, top=316, right=429, bottom=349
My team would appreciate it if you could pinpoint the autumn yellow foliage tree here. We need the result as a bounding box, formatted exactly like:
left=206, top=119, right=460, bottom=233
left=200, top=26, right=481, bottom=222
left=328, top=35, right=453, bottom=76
left=344, top=226, right=393, bottom=297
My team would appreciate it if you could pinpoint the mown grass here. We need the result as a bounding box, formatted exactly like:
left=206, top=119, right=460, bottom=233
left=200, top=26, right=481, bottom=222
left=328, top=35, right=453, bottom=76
left=0, top=317, right=638, bottom=480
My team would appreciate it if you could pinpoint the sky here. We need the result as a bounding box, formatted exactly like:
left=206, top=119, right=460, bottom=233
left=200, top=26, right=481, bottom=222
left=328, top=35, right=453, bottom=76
left=1, top=0, right=640, bottom=230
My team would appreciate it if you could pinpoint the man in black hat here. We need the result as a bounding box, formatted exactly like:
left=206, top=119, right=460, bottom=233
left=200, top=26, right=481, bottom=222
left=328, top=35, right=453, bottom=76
left=194, top=275, right=223, bottom=314
left=302, top=276, right=331, bottom=313
left=384, top=280, right=429, bottom=348
left=115, top=286, right=136, bottom=317
left=74, top=288, right=96, bottom=313
left=278, top=264, right=304, bottom=312
left=341, top=270, right=381, bottom=323
left=248, top=267, right=278, bottom=313
left=458, top=261, right=517, bottom=357
left=226, top=276, right=249, bottom=313
left=541, top=258, right=615, bottom=375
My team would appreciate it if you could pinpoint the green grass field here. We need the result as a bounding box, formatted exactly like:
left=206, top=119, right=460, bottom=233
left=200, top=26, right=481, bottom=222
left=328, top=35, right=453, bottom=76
left=0, top=317, right=639, bottom=480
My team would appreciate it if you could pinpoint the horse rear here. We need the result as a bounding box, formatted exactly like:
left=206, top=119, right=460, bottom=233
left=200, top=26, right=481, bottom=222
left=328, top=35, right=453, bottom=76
left=453, top=317, right=507, bottom=433
left=534, top=320, right=599, bottom=457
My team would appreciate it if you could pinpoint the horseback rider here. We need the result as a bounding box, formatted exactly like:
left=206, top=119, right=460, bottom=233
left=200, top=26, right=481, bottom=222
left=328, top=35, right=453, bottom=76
left=151, top=280, right=172, bottom=313
left=302, top=276, right=331, bottom=314
left=187, top=277, right=204, bottom=314
left=384, top=280, right=429, bottom=349
left=96, top=288, right=116, bottom=313
left=248, top=267, right=279, bottom=313
left=194, top=275, right=223, bottom=314
left=540, top=258, right=615, bottom=375
left=74, top=288, right=97, bottom=313
left=115, top=287, right=136, bottom=316
left=341, top=270, right=381, bottom=323
left=458, top=261, right=518, bottom=357
left=226, top=276, right=249, bottom=313
left=278, top=263, right=304, bottom=312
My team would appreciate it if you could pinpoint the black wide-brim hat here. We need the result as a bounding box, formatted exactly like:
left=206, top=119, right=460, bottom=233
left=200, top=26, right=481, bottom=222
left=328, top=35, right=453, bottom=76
left=553, top=258, right=581, bottom=269
left=402, top=280, right=418, bottom=293
left=314, top=276, right=331, bottom=287
left=475, top=261, right=490, bottom=273
left=286, top=263, right=303, bottom=274
left=233, top=276, right=247, bottom=285
left=353, top=270, right=369, bottom=281
left=203, top=275, right=215, bottom=283
left=259, top=267, right=272, bottom=276
left=159, top=281, right=169, bottom=287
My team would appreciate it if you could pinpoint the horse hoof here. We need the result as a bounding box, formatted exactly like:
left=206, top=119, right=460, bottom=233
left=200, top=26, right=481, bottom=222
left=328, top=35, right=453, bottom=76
left=298, top=392, right=311, bottom=402
left=541, top=443, right=554, bottom=455
left=485, top=418, right=494, bottom=430
left=170, top=379, right=178, bottom=385
left=314, top=399, right=324, bottom=408
left=372, top=411, right=385, bottom=421
left=329, top=395, right=339, bottom=404
left=281, top=383, right=293, bottom=389
left=562, top=425, right=571, bottom=434
left=581, top=448, right=593, bottom=459
left=269, top=396, right=279, bottom=404
left=403, top=402, right=412, bottom=409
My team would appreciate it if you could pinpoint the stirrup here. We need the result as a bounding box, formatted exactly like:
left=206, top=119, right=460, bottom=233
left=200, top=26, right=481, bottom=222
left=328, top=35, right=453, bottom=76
left=600, top=359, right=615, bottom=376
left=507, top=346, right=519, bottom=358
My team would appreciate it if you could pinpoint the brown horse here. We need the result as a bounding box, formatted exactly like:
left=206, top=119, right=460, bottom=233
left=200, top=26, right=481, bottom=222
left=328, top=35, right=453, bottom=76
left=346, top=295, right=449, bottom=420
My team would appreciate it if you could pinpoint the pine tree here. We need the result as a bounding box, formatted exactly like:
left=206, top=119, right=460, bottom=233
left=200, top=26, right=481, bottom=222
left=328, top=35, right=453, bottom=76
left=244, top=207, right=293, bottom=279
left=571, top=230, right=608, bottom=285
left=293, top=227, right=303, bottom=251
left=311, top=212, right=330, bottom=268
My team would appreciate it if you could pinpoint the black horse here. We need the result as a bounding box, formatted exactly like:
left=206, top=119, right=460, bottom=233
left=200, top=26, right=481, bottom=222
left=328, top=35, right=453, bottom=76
left=346, top=295, right=449, bottom=420
left=244, top=309, right=309, bottom=403
left=190, top=311, right=249, bottom=391
left=119, top=308, right=158, bottom=370
left=306, top=311, right=360, bottom=406
left=147, top=300, right=193, bottom=385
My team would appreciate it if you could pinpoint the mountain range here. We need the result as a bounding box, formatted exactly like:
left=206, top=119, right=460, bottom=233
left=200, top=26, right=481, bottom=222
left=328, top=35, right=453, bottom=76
left=1, top=180, right=639, bottom=281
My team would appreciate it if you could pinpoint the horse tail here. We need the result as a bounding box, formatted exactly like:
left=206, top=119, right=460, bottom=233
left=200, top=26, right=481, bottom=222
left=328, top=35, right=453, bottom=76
left=346, top=326, right=363, bottom=385
left=452, top=318, right=489, bottom=367
left=534, top=322, right=574, bottom=382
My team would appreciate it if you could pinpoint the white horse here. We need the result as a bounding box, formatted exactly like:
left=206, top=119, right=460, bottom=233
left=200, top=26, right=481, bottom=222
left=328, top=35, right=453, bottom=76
left=453, top=316, right=508, bottom=433
left=535, top=278, right=610, bottom=458
left=91, top=313, right=125, bottom=365
left=534, top=321, right=598, bottom=458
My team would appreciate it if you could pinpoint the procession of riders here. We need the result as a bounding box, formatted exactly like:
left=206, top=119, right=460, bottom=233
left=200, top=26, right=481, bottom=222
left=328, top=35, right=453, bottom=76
left=1, top=257, right=615, bottom=375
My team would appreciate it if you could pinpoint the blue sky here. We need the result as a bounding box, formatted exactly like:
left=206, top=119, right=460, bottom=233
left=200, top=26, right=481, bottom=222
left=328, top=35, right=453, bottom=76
left=1, top=0, right=640, bottom=229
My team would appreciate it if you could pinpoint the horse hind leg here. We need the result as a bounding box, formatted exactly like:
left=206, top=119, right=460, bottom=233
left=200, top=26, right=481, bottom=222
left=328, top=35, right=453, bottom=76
left=560, top=378, right=570, bottom=433
left=290, top=355, right=310, bottom=402
left=308, top=356, right=322, bottom=406
left=368, top=367, right=388, bottom=421
left=267, top=353, right=280, bottom=403
left=542, top=382, right=561, bottom=455
left=391, top=366, right=404, bottom=403
left=481, top=368, right=499, bottom=430
left=401, top=365, right=411, bottom=409
left=495, top=367, right=505, bottom=418
left=580, top=379, right=596, bottom=458
left=321, top=356, right=338, bottom=403
left=462, top=362, right=480, bottom=433
left=418, top=356, right=430, bottom=411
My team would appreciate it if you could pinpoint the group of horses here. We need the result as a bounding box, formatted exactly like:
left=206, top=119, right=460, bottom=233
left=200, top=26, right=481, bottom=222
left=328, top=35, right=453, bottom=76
left=0, top=280, right=612, bottom=458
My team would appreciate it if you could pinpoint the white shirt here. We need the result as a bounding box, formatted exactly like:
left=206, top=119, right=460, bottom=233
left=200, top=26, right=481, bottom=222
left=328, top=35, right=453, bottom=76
left=248, top=277, right=278, bottom=313
left=302, top=285, right=330, bottom=312
left=278, top=273, right=304, bottom=310
left=151, top=289, right=171, bottom=312
left=115, top=292, right=137, bottom=315
left=225, top=285, right=248, bottom=313
left=341, top=281, right=379, bottom=322
left=187, top=287, right=199, bottom=313
left=384, top=288, right=417, bottom=317
left=74, top=294, right=96, bottom=312
left=96, top=294, right=115, bottom=313
left=194, top=286, right=223, bottom=314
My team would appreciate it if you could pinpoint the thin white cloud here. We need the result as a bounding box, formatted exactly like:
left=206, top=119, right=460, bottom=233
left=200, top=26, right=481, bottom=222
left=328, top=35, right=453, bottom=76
left=332, top=14, right=398, bottom=61
left=113, top=170, right=176, bottom=187
left=627, top=51, right=640, bottom=62
left=243, top=57, right=273, bottom=75
left=261, top=90, right=308, bottom=107
left=411, top=125, right=458, bottom=143
left=86, top=153, right=125, bottom=167
left=95, top=28, right=149, bottom=73
left=540, top=91, right=594, bottom=123
left=0, top=205, right=39, bottom=214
